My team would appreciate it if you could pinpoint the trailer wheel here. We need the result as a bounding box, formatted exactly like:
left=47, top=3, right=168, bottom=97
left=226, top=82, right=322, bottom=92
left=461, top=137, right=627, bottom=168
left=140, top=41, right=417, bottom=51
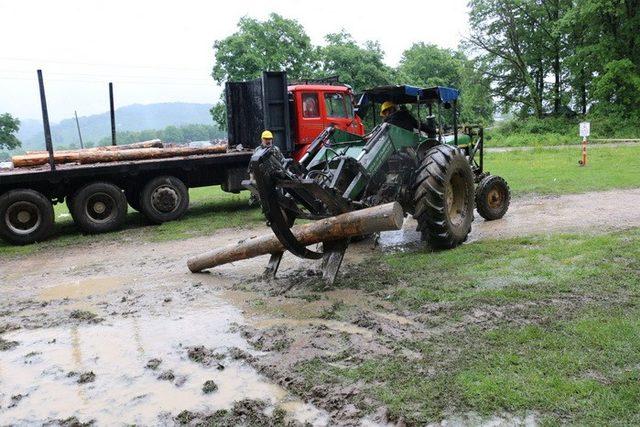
left=139, top=176, right=189, bottom=224
left=125, top=187, right=141, bottom=212
left=413, top=145, right=475, bottom=249
left=0, top=189, right=55, bottom=245
left=71, top=182, right=128, bottom=234
left=475, top=175, right=510, bottom=221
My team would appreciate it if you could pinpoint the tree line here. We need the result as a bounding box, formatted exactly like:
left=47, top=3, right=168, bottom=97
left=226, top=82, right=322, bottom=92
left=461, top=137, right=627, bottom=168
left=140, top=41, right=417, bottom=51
left=212, top=6, right=639, bottom=129
left=210, top=14, right=493, bottom=128
left=467, top=0, right=640, bottom=119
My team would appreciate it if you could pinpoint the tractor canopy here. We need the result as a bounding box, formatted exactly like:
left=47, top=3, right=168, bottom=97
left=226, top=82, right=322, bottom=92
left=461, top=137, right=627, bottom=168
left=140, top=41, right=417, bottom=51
left=359, top=85, right=459, bottom=106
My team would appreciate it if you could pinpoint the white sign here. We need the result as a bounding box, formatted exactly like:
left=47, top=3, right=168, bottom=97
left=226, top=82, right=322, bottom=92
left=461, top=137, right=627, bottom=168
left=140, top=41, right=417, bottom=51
left=579, top=122, right=590, bottom=137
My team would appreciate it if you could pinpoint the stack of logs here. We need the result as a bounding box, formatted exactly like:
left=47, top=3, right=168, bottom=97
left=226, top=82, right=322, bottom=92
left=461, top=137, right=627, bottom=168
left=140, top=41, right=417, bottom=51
left=11, top=139, right=228, bottom=168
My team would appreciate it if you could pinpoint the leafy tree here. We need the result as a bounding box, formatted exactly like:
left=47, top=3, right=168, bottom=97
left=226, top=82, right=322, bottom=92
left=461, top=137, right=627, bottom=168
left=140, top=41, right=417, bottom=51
left=398, top=43, right=494, bottom=124
left=317, top=31, right=392, bottom=91
left=0, top=113, right=21, bottom=150
left=211, top=14, right=317, bottom=129
left=212, top=13, right=316, bottom=85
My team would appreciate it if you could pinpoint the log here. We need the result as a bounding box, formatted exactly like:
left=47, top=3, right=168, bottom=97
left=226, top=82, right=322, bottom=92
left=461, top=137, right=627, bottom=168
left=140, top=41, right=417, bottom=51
left=12, top=151, right=80, bottom=167
left=78, top=144, right=228, bottom=164
left=94, top=139, right=163, bottom=151
left=187, top=202, right=405, bottom=273
left=23, top=140, right=163, bottom=156
left=12, top=144, right=228, bottom=168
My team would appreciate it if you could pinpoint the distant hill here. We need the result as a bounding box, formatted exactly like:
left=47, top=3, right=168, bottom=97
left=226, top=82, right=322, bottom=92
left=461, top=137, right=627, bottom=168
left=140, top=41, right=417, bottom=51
left=17, top=102, right=215, bottom=151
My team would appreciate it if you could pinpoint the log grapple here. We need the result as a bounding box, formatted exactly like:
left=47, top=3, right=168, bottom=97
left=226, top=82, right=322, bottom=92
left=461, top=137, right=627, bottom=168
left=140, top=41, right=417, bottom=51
left=243, top=84, right=510, bottom=283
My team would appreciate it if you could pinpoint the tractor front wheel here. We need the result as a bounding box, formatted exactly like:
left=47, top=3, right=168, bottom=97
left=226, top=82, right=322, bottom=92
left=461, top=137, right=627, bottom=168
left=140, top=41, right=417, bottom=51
left=413, top=145, right=475, bottom=249
left=475, top=175, right=510, bottom=221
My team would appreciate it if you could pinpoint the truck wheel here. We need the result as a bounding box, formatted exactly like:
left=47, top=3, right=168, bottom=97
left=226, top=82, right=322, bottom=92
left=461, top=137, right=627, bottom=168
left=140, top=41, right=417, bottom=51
left=0, top=189, right=55, bottom=245
left=125, top=187, right=141, bottom=212
left=475, top=175, right=510, bottom=221
left=139, top=176, right=189, bottom=224
left=71, top=182, right=128, bottom=234
left=413, top=145, right=475, bottom=249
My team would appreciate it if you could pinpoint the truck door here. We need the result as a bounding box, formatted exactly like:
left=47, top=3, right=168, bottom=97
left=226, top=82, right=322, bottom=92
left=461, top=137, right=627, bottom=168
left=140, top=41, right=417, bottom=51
left=296, top=91, right=324, bottom=147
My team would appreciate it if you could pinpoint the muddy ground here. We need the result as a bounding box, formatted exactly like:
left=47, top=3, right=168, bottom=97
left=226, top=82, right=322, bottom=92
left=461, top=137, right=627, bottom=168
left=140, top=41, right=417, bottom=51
left=1, top=188, right=639, bottom=425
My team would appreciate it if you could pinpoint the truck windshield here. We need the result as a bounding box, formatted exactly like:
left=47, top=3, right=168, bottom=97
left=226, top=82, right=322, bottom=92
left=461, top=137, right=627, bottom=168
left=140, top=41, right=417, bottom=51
left=324, top=93, right=350, bottom=118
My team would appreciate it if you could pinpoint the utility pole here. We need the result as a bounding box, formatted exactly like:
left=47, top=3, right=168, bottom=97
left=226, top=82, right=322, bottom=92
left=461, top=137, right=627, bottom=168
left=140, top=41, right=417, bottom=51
left=109, top=82, right=116, bottom=146
left=74, top=110, right=84, bottom=149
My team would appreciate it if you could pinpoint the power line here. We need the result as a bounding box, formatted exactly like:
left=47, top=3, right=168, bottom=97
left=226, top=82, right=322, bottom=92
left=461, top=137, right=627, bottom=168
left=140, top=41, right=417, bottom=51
left=0, top=69, right=213, bottom=82
left=0, top=56, right=207, bottom=72
left=0, top=75, right=217, bottom=87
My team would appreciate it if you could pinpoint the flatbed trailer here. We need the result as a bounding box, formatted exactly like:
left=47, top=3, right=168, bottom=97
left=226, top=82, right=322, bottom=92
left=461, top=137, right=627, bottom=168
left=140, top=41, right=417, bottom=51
left=0, top=149, right=252, bottom=245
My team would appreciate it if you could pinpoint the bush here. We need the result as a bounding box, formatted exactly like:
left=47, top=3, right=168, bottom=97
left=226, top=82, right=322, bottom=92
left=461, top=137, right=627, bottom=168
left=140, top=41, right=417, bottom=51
left=486, top=114, right=640, bottom=147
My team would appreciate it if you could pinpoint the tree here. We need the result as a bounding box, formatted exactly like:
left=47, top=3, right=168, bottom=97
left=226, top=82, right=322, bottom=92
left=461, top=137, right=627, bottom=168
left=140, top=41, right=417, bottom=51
left=211, top=14, right=317, bottom=129
left=317, top=31, right=393, bottom=91
left=398, top=43, right=494, bottom=124
left=212, top=13, right=316, bottom=85
left=0, top=113, right=21, bottom=150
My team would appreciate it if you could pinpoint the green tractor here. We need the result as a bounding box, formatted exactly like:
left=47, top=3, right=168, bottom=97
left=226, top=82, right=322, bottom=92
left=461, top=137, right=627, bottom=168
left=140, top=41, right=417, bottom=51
left=245, top=84, right=510, bottom=281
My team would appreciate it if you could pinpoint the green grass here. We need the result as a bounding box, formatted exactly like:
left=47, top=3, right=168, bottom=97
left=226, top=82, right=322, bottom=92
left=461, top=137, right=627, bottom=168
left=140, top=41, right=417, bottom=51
left=0, top=186, right=263, bottom=258
left=485, top=144, right=640, bottom=196
left=295, top=229, right=640, bottom=424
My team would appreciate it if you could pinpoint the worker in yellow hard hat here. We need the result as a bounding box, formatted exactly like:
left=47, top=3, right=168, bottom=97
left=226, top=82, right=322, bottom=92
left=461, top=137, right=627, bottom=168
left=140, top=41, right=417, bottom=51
left=380, top=101, right=398, bottom=118
left=260, top=130, right=274, bottom=148
left=380, top=100, right=429, bottom=133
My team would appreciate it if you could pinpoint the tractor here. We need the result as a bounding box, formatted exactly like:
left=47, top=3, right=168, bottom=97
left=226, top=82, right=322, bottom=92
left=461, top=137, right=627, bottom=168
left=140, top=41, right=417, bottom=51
left=243, top=83, right=510, bottom=281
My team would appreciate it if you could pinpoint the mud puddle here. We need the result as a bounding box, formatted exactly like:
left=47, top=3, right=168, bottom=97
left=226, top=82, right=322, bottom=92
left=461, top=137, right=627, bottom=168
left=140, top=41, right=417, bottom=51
left=0, top=300, right=328, bottom=425
left=38, top=276, right=133, bottom=301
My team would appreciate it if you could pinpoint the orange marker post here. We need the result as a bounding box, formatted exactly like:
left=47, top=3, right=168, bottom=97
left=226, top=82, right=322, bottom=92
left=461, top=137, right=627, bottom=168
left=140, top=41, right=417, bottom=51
left=579, top=136, right=588, bottom=166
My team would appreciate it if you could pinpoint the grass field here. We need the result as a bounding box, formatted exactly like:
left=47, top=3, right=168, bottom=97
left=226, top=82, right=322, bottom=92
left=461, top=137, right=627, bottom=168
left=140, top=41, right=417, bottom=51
left=297, top=228, right=640, bottom=424
left=1, top=144, right=639, bottom=256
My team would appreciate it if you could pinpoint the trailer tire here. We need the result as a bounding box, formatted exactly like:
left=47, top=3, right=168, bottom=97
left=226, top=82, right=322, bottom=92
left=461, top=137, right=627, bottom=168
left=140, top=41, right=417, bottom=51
left=139, top=176, right=189, bottom=224
left=413, top=145, right=474, bottom=249
left=71, top=182, right=128, bottom=234
left=0, top=189, right=55, bottom=245
left=475, top=175, right=510, bottom=221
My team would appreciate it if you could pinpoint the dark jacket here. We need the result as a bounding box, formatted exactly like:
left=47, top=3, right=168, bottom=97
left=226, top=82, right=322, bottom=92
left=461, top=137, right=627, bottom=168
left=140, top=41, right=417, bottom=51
left=384, top=108, right=428, bottom=133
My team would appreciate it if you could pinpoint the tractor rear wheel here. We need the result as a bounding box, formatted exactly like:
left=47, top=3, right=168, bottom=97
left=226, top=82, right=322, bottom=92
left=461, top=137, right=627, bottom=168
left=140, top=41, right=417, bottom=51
left=413, top=145, right=475, bottom=249
left=475, top=175, right=510, bottom=220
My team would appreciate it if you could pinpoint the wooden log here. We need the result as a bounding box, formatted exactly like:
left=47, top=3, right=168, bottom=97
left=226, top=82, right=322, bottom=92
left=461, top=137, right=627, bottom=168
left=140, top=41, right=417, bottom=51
left=78, top=144, right=228, bottom=164
left=95, top=139, right=163, bottom=151
left=12, top=151, right=80, bottom=167
left=23, top=140, right=163, bottom=156
left=13, top=144, right=228, bottom=168
left=187, top=202, right=405, bottom=273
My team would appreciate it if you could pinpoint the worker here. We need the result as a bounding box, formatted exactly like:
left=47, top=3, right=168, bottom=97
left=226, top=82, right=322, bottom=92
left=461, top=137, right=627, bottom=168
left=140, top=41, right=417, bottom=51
left=380, top=101, right=430, bottom=134
left=260, top=130, right=274, bottom=148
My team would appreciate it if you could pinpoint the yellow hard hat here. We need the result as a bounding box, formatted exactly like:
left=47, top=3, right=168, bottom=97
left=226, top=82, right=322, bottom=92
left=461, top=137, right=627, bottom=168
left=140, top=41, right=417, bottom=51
left=380, top=101, right=396, bottom=116
left=261, top=130, right=273, bottom=139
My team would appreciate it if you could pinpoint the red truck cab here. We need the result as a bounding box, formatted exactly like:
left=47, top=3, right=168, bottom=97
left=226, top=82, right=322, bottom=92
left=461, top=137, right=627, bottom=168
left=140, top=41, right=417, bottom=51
left=288, top=84, right=365, bottom=160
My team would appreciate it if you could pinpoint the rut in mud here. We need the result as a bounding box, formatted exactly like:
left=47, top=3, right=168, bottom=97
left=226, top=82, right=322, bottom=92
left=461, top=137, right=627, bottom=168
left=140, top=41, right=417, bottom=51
left=1, top=188, right=639, bottom=425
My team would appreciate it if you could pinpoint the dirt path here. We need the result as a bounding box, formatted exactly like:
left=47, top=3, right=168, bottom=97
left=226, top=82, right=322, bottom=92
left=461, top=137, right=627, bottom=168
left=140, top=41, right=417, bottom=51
left=1, top=188, right=639, bottom=425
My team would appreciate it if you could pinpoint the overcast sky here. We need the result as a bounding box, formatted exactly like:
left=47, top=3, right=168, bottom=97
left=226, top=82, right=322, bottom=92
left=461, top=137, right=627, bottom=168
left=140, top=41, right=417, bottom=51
left=0, top=0, right=469, bottom=122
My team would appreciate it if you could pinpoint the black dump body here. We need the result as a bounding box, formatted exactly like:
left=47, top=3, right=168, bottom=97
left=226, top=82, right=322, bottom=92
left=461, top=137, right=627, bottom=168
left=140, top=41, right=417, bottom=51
left=226, top=71, right=293, bottom=155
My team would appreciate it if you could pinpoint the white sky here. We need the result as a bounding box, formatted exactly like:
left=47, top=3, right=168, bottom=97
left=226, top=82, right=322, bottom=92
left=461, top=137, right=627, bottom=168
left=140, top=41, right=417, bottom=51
left=0, top=0, right=469, bottom=122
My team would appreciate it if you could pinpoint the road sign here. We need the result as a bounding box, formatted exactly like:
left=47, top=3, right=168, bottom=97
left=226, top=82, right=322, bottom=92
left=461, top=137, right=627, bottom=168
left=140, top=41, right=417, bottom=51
left=579, top=122, right=590, bottom=137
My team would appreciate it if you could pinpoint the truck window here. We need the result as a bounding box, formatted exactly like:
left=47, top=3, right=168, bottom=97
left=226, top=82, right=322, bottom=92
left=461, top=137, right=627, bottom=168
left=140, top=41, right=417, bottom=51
left=324, top=93, right=348, bottom=118
left=302, top=93, right=320, bottom=118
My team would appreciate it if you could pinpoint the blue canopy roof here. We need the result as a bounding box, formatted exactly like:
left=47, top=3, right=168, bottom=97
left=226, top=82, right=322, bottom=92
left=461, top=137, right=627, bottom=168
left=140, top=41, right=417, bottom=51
left=361, top=85, right=460, bottom=104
